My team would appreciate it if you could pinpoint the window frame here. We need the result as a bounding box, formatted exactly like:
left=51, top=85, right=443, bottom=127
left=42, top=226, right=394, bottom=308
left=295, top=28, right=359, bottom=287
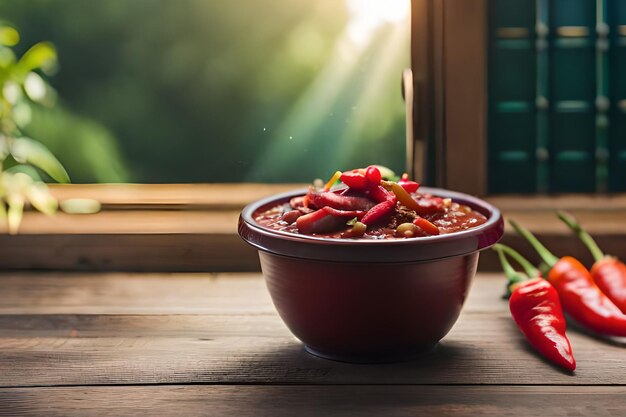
left=410, top=0, right=488, bottom=196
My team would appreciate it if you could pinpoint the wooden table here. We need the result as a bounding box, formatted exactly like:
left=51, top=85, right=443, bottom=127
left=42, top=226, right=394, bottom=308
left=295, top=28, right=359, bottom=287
left=1, top=272, right=624, bottom=416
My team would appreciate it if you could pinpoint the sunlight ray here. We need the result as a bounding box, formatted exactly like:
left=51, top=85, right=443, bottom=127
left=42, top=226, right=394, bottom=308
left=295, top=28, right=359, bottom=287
left=248, top=0, right=410, bottom=181
left=335, top=21, right=409, bottom=164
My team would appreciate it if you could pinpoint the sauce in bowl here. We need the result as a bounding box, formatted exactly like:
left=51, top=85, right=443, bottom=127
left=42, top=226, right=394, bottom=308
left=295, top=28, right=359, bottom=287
left=255, top=178, right=487, bottom=240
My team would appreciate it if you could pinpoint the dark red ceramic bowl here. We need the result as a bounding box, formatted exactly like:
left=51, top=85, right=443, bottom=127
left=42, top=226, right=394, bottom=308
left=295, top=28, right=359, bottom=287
left=238, top=187, right=504, bottom=363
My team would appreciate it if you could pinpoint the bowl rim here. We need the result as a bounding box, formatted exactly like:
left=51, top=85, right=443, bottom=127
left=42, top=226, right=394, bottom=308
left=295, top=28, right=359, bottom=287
left=238, top=186, right=504, bottom=263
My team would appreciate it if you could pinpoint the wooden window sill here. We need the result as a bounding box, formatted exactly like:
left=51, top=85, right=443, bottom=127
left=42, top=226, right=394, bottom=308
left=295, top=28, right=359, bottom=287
left=2, top=184, right=626, bottom=272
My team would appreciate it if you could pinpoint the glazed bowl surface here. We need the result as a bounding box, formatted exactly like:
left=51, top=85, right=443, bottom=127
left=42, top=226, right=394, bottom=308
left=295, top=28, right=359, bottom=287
left=238, top=187, right=504, bottom=362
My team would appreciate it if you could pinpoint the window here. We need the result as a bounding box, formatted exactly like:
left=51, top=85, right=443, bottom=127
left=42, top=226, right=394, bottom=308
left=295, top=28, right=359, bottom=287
left=1, top=0, right=411, bottom=184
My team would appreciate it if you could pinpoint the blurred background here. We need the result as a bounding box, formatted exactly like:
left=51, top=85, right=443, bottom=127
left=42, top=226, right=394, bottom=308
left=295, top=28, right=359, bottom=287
left=0, top=0, right=410, bottom=184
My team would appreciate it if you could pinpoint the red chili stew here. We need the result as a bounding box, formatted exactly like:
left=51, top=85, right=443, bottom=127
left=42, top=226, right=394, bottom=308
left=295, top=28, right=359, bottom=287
left=254, top=166, right=487, bottom=239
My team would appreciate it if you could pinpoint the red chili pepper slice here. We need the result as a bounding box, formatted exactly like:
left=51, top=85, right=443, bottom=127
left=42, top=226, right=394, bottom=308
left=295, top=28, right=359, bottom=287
left=494, top=244, right=576, bottom=371
left=320, top=206, right=365, bottom=219
left=558, top=211, right=626, bottom=314
left=341, top=166, right=382, bottom=192
left=306, top=189, right=375, bottom=212
left=361, top=199, right=395, bottom=225
left=510, top=220, right=626, bottom=337
left=339, top=170, right=369, bottom=191
left=398, top=173, right=420, bottom=193
left=368, top=184, right=395, bottom=204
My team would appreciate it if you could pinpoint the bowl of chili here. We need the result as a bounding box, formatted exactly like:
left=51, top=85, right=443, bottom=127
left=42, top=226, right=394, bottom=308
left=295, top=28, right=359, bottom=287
left=238, top=167, right=504, bottom=363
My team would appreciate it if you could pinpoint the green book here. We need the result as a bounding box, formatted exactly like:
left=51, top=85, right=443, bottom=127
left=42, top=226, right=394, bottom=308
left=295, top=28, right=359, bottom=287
left=609, top=0, right=626, bottom=191
left=488, top=0, right=536, bottom=193
left=549, top=0, right=596, bottom=192
left=487, top=0, right=626, bottom=193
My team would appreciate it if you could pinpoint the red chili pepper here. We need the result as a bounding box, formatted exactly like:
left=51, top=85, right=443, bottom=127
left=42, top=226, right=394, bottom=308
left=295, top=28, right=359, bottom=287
left=510, top=220, right=626, bottom=337
left=306, top=189, right=375, bottom=212
left=320, top=206, right=365, bottom=219
left=398, top=173, right=420, bottom=193
left=341, top=166, right=382, bottom=192
left=494, top=244, right=576, bottom=371
left=360, top=184, right=397, bottom=226
left=590, top=259, right=626, bottom=314
left=368, top=184, right=395, bottom=204
left=361, top=199, right=395, bottom=225
left=365, top=165, right=382, bottom=185
left=558, top=211, right=626, bottom=314
left=340, top=170, right=369, bottom=190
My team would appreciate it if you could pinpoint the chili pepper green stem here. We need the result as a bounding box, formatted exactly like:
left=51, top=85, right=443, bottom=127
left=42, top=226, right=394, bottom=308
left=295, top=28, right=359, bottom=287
left=493, top=244, right=526, bottom=285
left=557, top=211, right=605, bottom=263
left=494, top=244, right=540, bottom=278
left=508, top=220, right=559, bottom=267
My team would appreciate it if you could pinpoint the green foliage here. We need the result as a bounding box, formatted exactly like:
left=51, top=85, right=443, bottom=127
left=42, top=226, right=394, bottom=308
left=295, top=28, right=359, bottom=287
left=0, top=23, right=66, bottom=232
left=0, top=26, right=19, bottom=46
left=10, top=136, right=69, bottom=183
left=0, top=0, right=408, bottom=183
left=0, top=22, right=112, bottom=233
left=25, top=104, right=130, bottom=183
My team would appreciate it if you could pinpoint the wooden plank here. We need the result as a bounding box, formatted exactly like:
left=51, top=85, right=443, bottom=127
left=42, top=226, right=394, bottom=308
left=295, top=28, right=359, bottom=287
left=0, top=311, right=624, bottom=387
left=486, top=194, right=626, bottom=212
left=410, top=0, right=441, bottom=185
left=444, top=0, right=488, bottom=196
left=1, top=385, right=625, bottom=417
left=0, top=210, right=241, bottom=234
left=0, top=274, right=624, bottom=387
left=410, top=0, right=426, bottom=181
left=47, top=183, right=626, bottom=212
left=3, top=183, right=626, bottom=272
left=3, top=208, right=626, bottom=272
left=0, top=273, right=273, bottom=315
left=9, top=200, right=626, bottom=236
left=432, top=0, right=446, bottom=187
left=501, top=210, right=626, bottom=234
left=47, top=183, right=305, bottom=210
left=0, top=233, right=260, bottom=272
left=0, top=273, right=505, bottom=315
